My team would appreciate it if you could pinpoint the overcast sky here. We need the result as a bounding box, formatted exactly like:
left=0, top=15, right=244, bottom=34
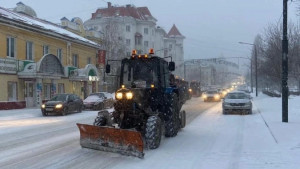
left=0, top=0, right=299, bottom=64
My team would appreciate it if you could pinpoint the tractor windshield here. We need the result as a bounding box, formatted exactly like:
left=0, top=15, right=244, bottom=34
left=122, top=60, right=158, bottom=88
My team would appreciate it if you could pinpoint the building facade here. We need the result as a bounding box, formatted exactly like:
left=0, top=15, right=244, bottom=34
left=0, top=3, right=101, bottom=109
left=81, top=2, right=185, bottom=91
left=184, top=58, right=240, bottom=88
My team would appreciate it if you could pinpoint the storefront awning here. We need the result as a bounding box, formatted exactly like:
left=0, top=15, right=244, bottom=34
left=69, top=64, right=100, bottom=81
left=18, top=54, right=64, bottom=79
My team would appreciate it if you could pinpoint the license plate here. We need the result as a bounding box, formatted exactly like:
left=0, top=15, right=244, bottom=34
left=46, top=108, right=53, bottom=111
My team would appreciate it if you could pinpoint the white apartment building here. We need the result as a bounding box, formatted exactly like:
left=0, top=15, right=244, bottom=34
left=83, top=2, right=185, bottom=79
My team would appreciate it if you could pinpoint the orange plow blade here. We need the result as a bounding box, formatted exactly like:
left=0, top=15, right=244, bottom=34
left=77, top=123, right=144, bottom=158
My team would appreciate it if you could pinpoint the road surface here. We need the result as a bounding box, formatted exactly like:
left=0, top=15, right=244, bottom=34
left=0, top=97, right=286, bottom=169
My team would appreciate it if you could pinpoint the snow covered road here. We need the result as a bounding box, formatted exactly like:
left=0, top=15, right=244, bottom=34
left=0, top=96, right=299, bottom=169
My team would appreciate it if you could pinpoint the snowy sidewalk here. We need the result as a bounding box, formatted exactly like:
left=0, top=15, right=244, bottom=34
left=251, top=94, right=300, bottom=169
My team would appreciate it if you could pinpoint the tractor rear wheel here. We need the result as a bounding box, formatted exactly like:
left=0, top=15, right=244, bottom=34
left=165, top=94, right=180, bottom=137
left=145, top=116, right=162, bottom=149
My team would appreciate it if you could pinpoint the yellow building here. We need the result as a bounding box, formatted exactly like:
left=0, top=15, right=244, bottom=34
left=0, top=3, right=102, bottom=109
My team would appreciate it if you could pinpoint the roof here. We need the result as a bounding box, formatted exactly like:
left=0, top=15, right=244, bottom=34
left=91, top=5, right=156, bottom=21
left=0, top=7, right=98, bottom=47
left=167, top=24, right=184, bottom=37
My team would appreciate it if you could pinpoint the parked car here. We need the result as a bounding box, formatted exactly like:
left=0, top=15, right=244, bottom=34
left=222, top=91, right=252, bottom=115
left=202, top=90, right=221, bottom=102
left=83, top=92, right=114, bottom=110
left=41, top=93, right=83, bottom=116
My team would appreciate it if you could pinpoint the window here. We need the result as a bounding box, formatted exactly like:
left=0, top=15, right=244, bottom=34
left=126, top=25, right=130, bottom=32
left=144, top=28, right=148, bottom=34
left=72, top=54, right=78, bottom=67
left=169, top=44, right=172, bottom=51
left=87, top=57, right=91, bottom=64
left=57, top=48, right=62, bottom=61
left=26, top=41, right=33, bottom=60
left=7, top=37, right=15, bottom=58
left=8, top=82, right=17, bottom=101
left=135, top=37, right=142, bottom=45
left=126, top=39, right=131, bottom=46
left=43, top=45, right=49, bottom=55
left=144, top=41, right=149, bottom=47
left=58, top=83, right=64, bottom=94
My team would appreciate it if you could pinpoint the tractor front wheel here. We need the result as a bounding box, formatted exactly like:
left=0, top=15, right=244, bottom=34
left=93, top=114, right=107, bottom=126
left=145, top=116, right=162, bottom=149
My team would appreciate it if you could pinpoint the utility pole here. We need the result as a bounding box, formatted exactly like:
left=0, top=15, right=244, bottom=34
left=255, top=46, right=258, bottom=97
left=238, top=42, right=257, bottom=96
left=282, top=0, right=288, bottom=123
left=251, top=59, right=253, bottom=93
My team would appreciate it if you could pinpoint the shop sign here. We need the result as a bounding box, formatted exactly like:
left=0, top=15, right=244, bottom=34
left=98, top=50, right=106, bottom=65
left=89, top=76, right=99, bottom=81
left=0, top=58, right=17, bottom=74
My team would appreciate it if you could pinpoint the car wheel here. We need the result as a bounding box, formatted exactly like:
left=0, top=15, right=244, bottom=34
left=62, top=107, right=68, bottom=116
left=100, top=103, right=104, bottom=110
left=249, top=109, right=252, bottom=114
left=223, top=109, right=227, bottom=115
left=42, top=111, right=48, bottom=116
left=78, top=105, right=82, bottom=113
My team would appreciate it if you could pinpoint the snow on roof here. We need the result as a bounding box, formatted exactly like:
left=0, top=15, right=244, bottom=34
left=167, top=24, right=184, bottom=38
left=91, top=5, right=156, bottom=21
left=0, top=7, right=99, bottom=47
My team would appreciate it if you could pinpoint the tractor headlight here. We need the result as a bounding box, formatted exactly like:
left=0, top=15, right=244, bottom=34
left=116, top=92, right=123, bottom=100
left=126, top=92, right=133, bottom=100
left=41, top=104, right=45, bottom=109
left=55, top=104, right=63, bottom=109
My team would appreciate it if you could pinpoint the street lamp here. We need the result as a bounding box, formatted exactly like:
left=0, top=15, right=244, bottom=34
left=239, top=42, right=258, bottom=97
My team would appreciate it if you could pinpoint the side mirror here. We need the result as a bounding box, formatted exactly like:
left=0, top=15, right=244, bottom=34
left=168, top=62, right=175, bottom=71
left=106, top=64, right=110, bottom=73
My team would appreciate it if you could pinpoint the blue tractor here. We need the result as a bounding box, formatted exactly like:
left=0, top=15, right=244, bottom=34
left=77, top=49, right=186, bottom=158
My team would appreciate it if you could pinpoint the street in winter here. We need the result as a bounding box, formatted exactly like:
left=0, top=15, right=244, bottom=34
left=0, top=1, right=300, bottom=169
left=1, top=94, right=300, bottom=169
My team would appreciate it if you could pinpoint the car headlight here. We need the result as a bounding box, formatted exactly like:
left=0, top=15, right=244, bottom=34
left=203, top=94, right=207, bottom=99
left=214, top=95, right=220, bottom=99
left=189, top=89, right=192, bottom=92
left=126, top=92, right=133, bottom=100
left=116, top=92, right=123, bottom=100
left=55, top=104, right=63, bottom=109
left=41, top=104, right=45, bottom=109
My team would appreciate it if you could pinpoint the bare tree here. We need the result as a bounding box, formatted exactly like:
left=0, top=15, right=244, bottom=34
left=101, top=19, right=127, bottom=92
left=257, top=22, right=300, bottom=91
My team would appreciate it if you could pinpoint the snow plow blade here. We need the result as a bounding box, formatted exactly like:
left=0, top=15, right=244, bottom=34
left=77, top=123, right=144, bottom=158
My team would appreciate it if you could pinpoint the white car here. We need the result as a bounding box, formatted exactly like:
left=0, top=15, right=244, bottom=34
left=202, top=90, right=221, bottom=102
left=222, top=91, right=252, bottom=115
left=83, top=92, right=114, bottom=110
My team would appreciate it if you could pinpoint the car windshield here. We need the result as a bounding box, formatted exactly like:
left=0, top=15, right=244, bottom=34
left=90, top=93, right=104, bottom=98
left=226, top=93, right=247, bottom=99
left=50, top=95, right=67, bottom=101
left=122, top=60, right=158, bottom=88
left=206, top=91, right=217, bottom=94
left=85, top=95, right=100, bottom=101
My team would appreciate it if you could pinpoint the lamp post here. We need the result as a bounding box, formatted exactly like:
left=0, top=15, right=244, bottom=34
left=239, top=42, right=258, bottom=97
left=282, top=0, right=288, bottom=122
